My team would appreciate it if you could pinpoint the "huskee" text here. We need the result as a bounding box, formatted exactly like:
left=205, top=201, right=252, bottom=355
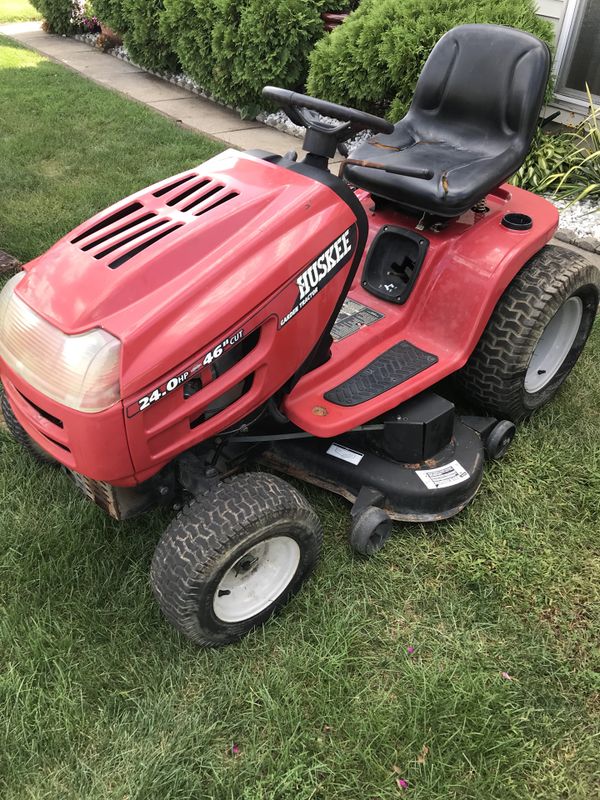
left=296, top=228, right=353, bottom=301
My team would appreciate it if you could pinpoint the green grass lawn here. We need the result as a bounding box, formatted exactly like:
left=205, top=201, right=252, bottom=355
left=1, top=36, right=599, bottom=800
left=0, top=0, right=41, bottom=23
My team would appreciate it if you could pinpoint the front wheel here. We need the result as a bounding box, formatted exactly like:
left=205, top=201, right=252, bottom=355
left=150, top=473, right=322, bottom=646
left=458, top=246, right=599, bottom=421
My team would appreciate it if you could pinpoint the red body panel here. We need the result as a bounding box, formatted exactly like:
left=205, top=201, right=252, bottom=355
left=2, top=370, right=134, bottom=481
left=0, top=149, right=558, bottom=486
left=283, top=184, right=559, bottom=435
left=1, top=151, right=358, bottom=483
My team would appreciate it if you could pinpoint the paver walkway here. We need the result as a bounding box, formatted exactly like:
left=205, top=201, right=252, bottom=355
left=0, top=21, right=343, bottom=164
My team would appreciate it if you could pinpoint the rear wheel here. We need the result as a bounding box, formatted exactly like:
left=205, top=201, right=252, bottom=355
left=458, top=246, right=599, bottom=421
left=1, top=391, right=56, bottom=466
left=150, top=472, right=322, bottom=646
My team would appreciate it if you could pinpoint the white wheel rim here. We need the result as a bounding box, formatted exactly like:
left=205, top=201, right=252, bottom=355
left=213, top=536, right=301, bottom=623
left=525, top=296, right=583, bottom=394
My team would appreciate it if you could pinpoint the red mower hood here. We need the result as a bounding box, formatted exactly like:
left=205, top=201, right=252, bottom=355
left=15, top=150, right=355, bottom=396
left=17, top=151, right=323, bottom=336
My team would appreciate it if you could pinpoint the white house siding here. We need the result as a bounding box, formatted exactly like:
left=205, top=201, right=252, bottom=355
left=536, top=0, right=567, bottom=34
left=535, top=0, right=590, bottom=124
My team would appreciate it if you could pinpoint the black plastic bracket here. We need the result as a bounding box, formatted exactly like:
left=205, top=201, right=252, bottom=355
left=461, top=415, right=498, bottom=440
left=350, top=486, right=386, bottom=518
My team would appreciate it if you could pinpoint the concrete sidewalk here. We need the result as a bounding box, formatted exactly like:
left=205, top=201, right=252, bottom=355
left=0, top=21, right=328, bottom=161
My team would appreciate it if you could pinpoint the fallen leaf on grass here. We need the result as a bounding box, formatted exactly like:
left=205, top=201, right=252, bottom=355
left=416, top=744, right=429, bottom=764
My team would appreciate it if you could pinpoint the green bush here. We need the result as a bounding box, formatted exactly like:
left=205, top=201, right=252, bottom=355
left=161, top=0, right=215, bottom=90
left=307, top=0, right=553, bottom=120
left=233, top=0, right=325, bottom=114
left=162, top=0, right=246, bottom=106
left=209, top=0, right=248, bottom=107
left=30, top=0, right=84, bottom=34
left=162, top=0, right=328, bottom=116
left=120, top=0, right=179, bottom=73
left=92, top=0, right=128, bottom=34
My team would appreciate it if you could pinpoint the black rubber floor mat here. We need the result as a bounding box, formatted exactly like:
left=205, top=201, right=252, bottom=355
left=324, top=340, right=438, bottom=406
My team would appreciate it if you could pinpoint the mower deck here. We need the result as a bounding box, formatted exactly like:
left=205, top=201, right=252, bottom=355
left=262, top=416, right=485, bottom=522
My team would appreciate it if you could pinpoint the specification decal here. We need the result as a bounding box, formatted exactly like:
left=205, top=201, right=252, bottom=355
left=326, top=443, right=364, bottom=465
left=128, top=328, right=244, bottom=417
left=415, top=460, right=470, bottom=490
left=331, top=297, right=384, bottom=341
left=190, top=328, right=244, bottom=371
left=133, top=370, right=190, bottom=415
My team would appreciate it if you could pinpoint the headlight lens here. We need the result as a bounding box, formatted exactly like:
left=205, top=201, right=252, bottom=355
left=0, top=273, right=121, bottom=413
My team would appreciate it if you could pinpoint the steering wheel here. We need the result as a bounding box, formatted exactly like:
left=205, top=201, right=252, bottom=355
left=262, top=86, right=394, bottom=141
left=261, top=86, right=432, bottom=181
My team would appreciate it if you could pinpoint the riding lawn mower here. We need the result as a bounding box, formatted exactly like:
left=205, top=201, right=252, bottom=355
left=1, top=24, right=598, bottom=646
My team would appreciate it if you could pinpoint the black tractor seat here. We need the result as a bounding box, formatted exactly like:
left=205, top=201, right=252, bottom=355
left=344, top=24, right=550, bottom=217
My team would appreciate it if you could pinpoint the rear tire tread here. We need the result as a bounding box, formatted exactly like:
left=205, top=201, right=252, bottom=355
left=457, top=245, right=599, bottom=420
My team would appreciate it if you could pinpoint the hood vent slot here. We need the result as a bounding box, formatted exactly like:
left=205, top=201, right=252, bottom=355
left=195, top=191, right=238, bottom=216
left=108, top=223, right=184, bottom=269
left=164, top=179, right=238, bottom=215
left=80, top=213, right=157, bottom=251
left=71, top=202, right=143, bottom=244
left=94, top=219, right=169, bottom=260
left=181, top=185, right=221, bottom=212
left=166, top=179, right=210, bottom=208
left=153, top=174, right=196, bottom=198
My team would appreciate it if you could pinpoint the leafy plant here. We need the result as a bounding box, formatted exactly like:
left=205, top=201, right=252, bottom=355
left=91, top=0, right=128, bottom=34
left=120, top=0, right=179, bottom=73
left=542, top=88, right=600, bottom=203
left=161, top=0, right=216, bottom=92
left=510, top=130, right=574, bottom=193
left=162, top=0, right=328, bottom=115
left=232, top=0, right=325, bottom=116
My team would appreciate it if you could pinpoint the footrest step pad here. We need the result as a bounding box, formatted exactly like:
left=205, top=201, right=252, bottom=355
left=324, top=340, right=438, bottom=407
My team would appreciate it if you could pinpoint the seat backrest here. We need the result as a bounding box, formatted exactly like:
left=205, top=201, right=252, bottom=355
left=408, top=24, right=550, bottom=149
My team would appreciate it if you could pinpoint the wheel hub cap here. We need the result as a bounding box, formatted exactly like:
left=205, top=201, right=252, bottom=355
left=525, top=296, right=583, bottom=393
left=213, top=536, right=301, bottom=623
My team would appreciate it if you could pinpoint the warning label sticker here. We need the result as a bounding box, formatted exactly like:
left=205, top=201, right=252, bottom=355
left=331, top=297, right=384, bottom=341
left=415, top=460, right=470, bottom=490
left=326, top=443, right=364, bottom=465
